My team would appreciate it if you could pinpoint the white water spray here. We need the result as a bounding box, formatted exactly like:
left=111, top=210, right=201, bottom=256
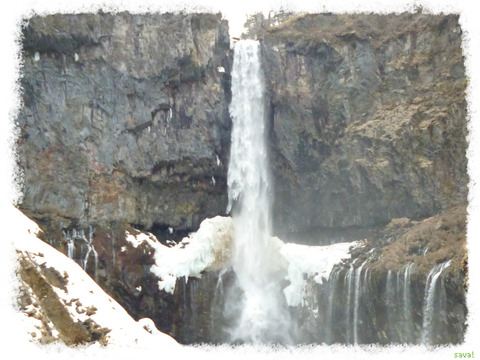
left=226, top=40, right=291, bottom=344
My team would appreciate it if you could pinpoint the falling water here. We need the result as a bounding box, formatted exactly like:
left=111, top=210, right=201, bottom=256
left=111, top=231, right=116, bottom=267
left=63, top=230, right=75, bottom=259
left=421, top=260, right=451, bottom=344
left=402, top=263, right=414, bottom=343
left=345, top=261, right=356, bottom=343
left=77, top=227, right=98, bottom=282
left=385, top=269, right=398, bottom=340
left=226, top=40, right=291, bottom=344
left=353, top=260, right=367, bottom=344
left=325, top=267, right=340, bottom=344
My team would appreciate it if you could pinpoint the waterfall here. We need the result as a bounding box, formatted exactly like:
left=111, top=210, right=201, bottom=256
left=421, top=260, right=451, bottom=344
left=385, top=269, right=398, bottom=340
left=111, top=231, right=116, bottom=267
left=226, top=40, right=291, bottom=344
left=63, top=230, right=75, bottom=259
left=345, top=261, right=356, bottom=343
left=353, top=260, right=367, bottom=344
left=402, top=263, right=414, bottom=343
left=325, top=267, right=340, bottom=344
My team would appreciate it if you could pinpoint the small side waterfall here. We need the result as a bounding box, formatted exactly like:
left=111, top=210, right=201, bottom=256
left=63, top=230, right=75, bottom=259
left=62, top=227, right=98, bottom=282
left=422, top=260, right=451, bottom=344
left=83, top=226, right=98, bottom=282
left=226, top=40, right=291, bottom=344
left=402, top=263, right=414, bottom=343
left=353, top=260, right=367, bottom=344
left=385, top=269, right=397, bottom=339
left=345, top=260, right=356, bottom=344
left=325, top=267, right=340, bottom=344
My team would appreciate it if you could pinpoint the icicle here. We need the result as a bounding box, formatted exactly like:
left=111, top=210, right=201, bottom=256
left=216, top=154, right=221, bottom=166
left=211, top=176, right=216, bottom=185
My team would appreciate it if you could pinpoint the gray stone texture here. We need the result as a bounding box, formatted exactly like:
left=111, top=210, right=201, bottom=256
left=17, top=12, right=232, bottom=232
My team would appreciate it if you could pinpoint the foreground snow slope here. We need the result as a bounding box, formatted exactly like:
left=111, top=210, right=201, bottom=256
left=12, top=206, right=178, bottom=348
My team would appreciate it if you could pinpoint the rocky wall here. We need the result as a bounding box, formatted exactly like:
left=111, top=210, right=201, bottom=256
left=17, top=12, right=232, bottom=234
left=259, top=13, right=468, bottom=234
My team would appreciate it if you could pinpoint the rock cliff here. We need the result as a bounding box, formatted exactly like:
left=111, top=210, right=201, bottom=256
left=258, top=13, right=468, bottom=234
left=14, top=11, right=469, bottom=346
left=17, top=12, right=232, bottom=235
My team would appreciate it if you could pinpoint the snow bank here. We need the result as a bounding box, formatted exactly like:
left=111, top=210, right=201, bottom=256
left=148, top=216, right=233, bottom=293
left=11, top=206, right=177, bottom=348
left=143, top=213, right=359, bottom=307
left=280, top=241, right=361, bottom=307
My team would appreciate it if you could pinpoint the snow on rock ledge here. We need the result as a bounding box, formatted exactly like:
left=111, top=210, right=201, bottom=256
left=280, top=241, right=361, bottom=307
left=141, top=214, right=359, bottom=307
left=148, top=216, right=233, bottom=293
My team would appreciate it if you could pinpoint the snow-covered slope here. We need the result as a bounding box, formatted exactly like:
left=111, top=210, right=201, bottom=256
left=12, top=206, right=178, bottom=348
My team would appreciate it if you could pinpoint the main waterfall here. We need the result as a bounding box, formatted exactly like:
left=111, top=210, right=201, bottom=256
left=226, top=40, right=292, bottom=344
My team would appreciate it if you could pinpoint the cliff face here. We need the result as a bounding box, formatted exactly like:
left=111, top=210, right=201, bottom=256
left=260, top=13, right=468, bottom=234
left=17, top=12, right=232, bottom=234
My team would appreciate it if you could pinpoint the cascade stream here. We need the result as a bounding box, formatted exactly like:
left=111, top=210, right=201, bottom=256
left=226, top=39, right=292, bottom=344
left=202, top=38, right=466, bottom=346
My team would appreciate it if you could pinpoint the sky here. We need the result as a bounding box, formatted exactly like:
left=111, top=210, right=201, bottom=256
left=0, top=0, right=479, bottom=359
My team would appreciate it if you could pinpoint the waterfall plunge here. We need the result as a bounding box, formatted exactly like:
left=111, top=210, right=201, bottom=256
left=226, top=40, right=292, bottom=344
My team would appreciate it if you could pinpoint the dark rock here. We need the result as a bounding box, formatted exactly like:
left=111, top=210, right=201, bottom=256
left=258, top=13, right=468, bottom=235
left=17, top=12, right=232, bottom=234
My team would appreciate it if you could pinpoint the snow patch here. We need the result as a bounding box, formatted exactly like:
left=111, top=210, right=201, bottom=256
left=11, top=206, right=178, bottom=348
left=280, top=241, right=361, bottom=307
left=144, top=212, right=358, bottom=307
left=149, top=216, right=233, bottom=294
left=125, top=231, right=158, bottom=249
